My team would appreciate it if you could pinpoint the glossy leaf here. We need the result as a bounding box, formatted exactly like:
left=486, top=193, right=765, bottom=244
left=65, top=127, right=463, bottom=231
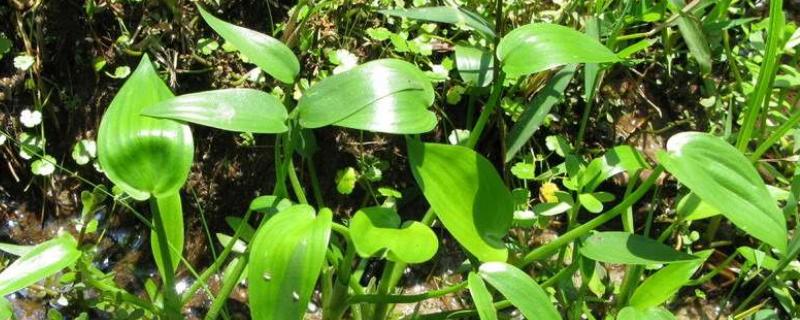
left=142, top=89, right=288, bottom=133
left=349, top=207, right=438, bottom=263
left=197, top=6, right=299, bottom=83
left=455, top=45, right=494, bottom=87
left=0, top=234, right=81, bottom=296
left=408, top=140, right=513, bottom=262
left=468, top=272, right=497, bottom=320
left=657, top=132, right=787, bottom=252
left=0, top=242, right=33, bottom=256
left=478, top=262, right=561, bottom=320
left=581, top=232, right=698, bottom=265
left=150, top=193, right=185, bottom=277
left=497, top=23, right=620, bottom=77
left=298, top=59, right=436, bottom=134
left=617, top=306, right=675, bottom=320
left=248, top=205, right=332, bottom=320
left=580, top=145, right=650, bottom=192
left=97, top=55, right=193, bottom=201
left=505, top=65, right=576, bottom=161
left=629, top=250, right=712, bottom=308
left=379, top=7, right=495, bottom=39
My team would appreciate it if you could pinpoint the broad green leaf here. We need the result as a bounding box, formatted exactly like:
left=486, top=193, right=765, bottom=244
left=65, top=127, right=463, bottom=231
left=505, top=65, right=576, bottom=161
left=150, top=193, right=185, bottom=277
left=298, top=59, right=436, bottom=134
left=468, top=272, right=497, bottom=320
left=248, top=205, right=332, bottom=320
left=97, top=55, right=193, bottom=201
left=248, top=195, right=292, bottom=214
left=580, top=145, right=650, bottom=192
left=0, top=298, right=10, bottom=320
left=578, top=193, right=603, bottom=213
left=668, top=0, right=712, bottom=74
left=455, top=45, right=494, bottom=87
left=617, top=306, right=675, bottom=320
left=629, top=250, right=712, bottom=308
left=497, top=23, right=620, bottom=77
left=677, top=193, right=719, bottom=221
left=379, top=7, right=495, bottom=39
left=0, top=234, right=81, bottom=296
left=478, top=262, right=561, bottom=320
left=0, top=242, right=33, bottom=256
left=657, top=132, right=787, bottom=252
left=349, top=207, right=438, bottom=263
left=142, top=89, right=288, bottom=134
left=737, top=246, right=779, bottom=271
left=581, top=232, right=698, bottom=265
left=408, top=140, right=512, bottom=262
left=197, top=6, right=299, bottom=83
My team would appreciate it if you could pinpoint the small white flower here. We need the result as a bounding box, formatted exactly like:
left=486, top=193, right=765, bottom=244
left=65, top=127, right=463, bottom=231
left=332, top=49, right=358, bottom=74
left=20, top=109, right=42, bottom=128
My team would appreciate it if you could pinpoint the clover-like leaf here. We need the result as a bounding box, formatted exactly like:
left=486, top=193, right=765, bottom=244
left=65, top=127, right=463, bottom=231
left=349, top=207, right=438, bottom=263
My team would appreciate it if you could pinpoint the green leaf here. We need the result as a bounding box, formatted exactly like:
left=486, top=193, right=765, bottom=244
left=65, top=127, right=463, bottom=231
left=505, top=65, right=576, bottom=160
left=657, top=132, right=787, bottom=252
left=497, top=23, right=620, bottom=77
left=150, top=193, right=185, bottom=277
left=578, top=193, right=603, bottom=213
left=408, top=140, right=513, bottom=262
left=0, top=298, right=10, bottom=320
left=142, top=88, right=288, bottom=134
left=580, top=232, right=698, bottom=265
left=379, top=7, right=495, bottom=39
left=629, top=250, right=712, bottom=308
left=197, top=5, right=299, bottom=83
left=580, top=145, right=650, bottom=192
left=0, top=36, right=10, bottom=59
left=335, top=167, right=358, bottom=195
left=668, top=0, right=712, bottom=74
left=350, top=207, right=438, bottom=263
left=468, top=272, right=497, bottom=320
left=617, top=306, right=675, bottom=320
left=0, top=234, right=81, bottom=296
left=0, top=242, right=33, bottom=256
left=97, top=55, right=193, bottom=201
left=454, top=45, right=494, bottom=87
left=248, top=205, right=332, bottom=320
left=676, top=193, right=720, bottom=221
left=478, top=262, right=561, bottom=320
left=298, top=59, right=436, bottom=134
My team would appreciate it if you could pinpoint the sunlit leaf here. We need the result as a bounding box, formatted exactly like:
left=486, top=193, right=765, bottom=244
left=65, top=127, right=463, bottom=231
left=657, top=132, right=787, bottom=252
left=478, top=262, right=561, bottom=320
left=0, top=234, right=81, bottom=296
left=580, top=232, right=698, bottom=265
left=142, top=89, right=288, bottom=134
left=379, top=6, right=495, bottom=39
left=468, top=272, right=497, bottom=320
left=455, top=45, right=494, bottom=87
left=248, top=205, right=332, bottom=320
left=629, top=250, right=712, bottom=308
left=408, top=140, right=513, bottom=262
left=497, top=23, right=619, bottom=77
left=150, top=193, right=185, bottom=277
left=197, top=5, right=299, bottom=83
left=617, top=306, right=675, bottom=320
left=349, top=207, right=438, bottom=263
left=668, top=0, right=712, bottom=74
left=580, top=145, right=649, bottom=192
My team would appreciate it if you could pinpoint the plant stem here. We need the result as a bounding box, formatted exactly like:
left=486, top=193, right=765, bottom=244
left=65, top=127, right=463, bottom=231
left=205, top=253, right=248, bottom=320
left=150, top=199, right=182, bottom=319
left=733, top=236, right=800, bottom=315
left=287, top=158, right=308, bottom=204
left=308, top=155, right=326, bottom=207
left=466, top=73, right=506, bottom=149
left=518, top=166, right=664, bottom=267
left=349, top=281, right=467, bottom=304
left=750, top=102, right=800, bottom=161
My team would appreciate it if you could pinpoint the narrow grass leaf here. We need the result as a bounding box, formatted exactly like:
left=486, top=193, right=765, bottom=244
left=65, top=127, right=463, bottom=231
left=197, top=5, right=299, bottom=83
left=349, top=207, right=438, bottom=263
left=668, top=0, right=712, bottom=74
left=142, top=89, right=288, bottom=134
left=408, top=139, right=512, bottom=262
left=497, top=24, right=619, bottom=77
left=629, top=250, right=713, bottom=308
left=468, top=272, right=497, bottom=320
left=379, top=7, right=495, bottom=39
left=0, top=234, right=81, bottom=296
left=581, top=232, right=698, bottom=265
left=658, top=132, right=787, bottom=252
left=478, top=262, right=561, bottom=320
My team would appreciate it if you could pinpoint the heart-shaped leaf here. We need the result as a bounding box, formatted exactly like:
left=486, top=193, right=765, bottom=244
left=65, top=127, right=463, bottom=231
left=497, top=23, right=620, bottom=77
left=580, top=232, right=698, bottom=265
left=468, top=272, right=497, bottom=320
left=248, top=205, right=332, bottom=320
left=408, top=139, right=512, bottom=262
left=455, top=44, right=494, bottom=87
left=298, top=59, right=436, bottom=134
left=0, top=234, right=81, bottom=296
left=478, top=262, right=561, bottom=320
left=349, top=207, right=438, bottom=263
left=379, top=7, right=495, bottom=39
left=197, top=5, right=299, bottom=83
left=142, top=88, right=288, bottom=133
left=97, top=55, right=193, bottom=201
left=657, top=132, right=787, bottom=252
left=629, top=250, right=712, bottom=308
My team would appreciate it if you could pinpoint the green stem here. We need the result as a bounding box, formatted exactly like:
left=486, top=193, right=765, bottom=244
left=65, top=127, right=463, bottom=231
left=733, top=236, right=800, bottom=315
left=287, top=158, right=308, bottom=204
left=308, top=155, right=326, bottom=207
left=750, top=104, right=800, bottom=161
left=466, top=72, right=506, bottom=149
left=688, top=251, right=738, bottom=286
left=150, top=199, right=182, bottom=319
left=518, top=166, right=664, bottom=267
left=204, top=253, right=248, bottom=320
left=349, top=281, right=467, bottom=304
left=371, top=261, right=400, bottom=320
